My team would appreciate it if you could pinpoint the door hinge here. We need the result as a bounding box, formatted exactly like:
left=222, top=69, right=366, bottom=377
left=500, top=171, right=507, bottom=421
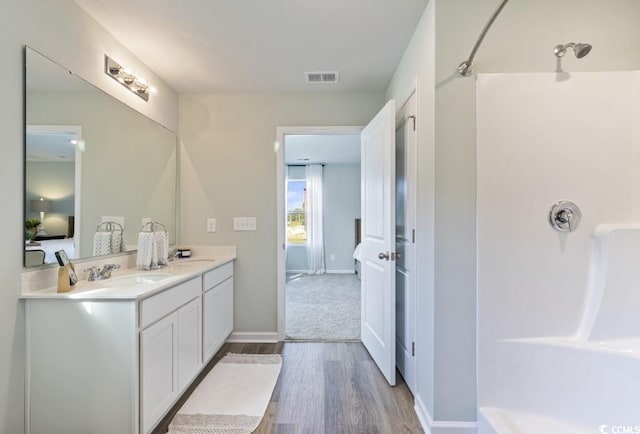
left=412, top=229, right=416, bottom=244
left=412, top=342, right=415, bottom=357
left=283, top=243, right=286, bottom=250
left=409, top=115, right=416, bottom=131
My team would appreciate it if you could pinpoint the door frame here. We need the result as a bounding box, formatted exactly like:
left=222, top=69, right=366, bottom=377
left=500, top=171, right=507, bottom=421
left=275, top=125, right=363, bottom=341
left=25, top=124, right=82, bottom=258
left=395, top=78, right=418, bottom=394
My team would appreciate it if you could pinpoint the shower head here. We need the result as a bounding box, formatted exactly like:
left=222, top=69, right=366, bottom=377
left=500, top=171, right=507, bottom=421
left=553, top=42, right=592, bottom=59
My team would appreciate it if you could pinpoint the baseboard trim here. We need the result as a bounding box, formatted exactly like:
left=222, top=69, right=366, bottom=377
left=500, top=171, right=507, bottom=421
left=415, top=394, right=432, bottom=432
left=285, top=269, right=308, bottom=274
left=226, top=332, right=279, bottom=343
left=415, top=395, right=477, bottom=434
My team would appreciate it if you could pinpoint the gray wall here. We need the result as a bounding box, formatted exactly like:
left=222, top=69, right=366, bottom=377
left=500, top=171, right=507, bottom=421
left=28, top=91, right=177, bottom=258
left=323, top=164, right=360, bottom=271
left=386, top=0, right=437, bottom=420
left=286, top=164, right=361, bottom=273
left=1, top=2, right=177, bottom=432
left=179, top=93, right=383, bottom=333
left=386, top=0, right=640, bottom=425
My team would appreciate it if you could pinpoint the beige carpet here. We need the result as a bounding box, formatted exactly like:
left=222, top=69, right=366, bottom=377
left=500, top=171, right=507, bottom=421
left=285, top=273, right=361, bottom=341
left=168, top=353, right=282, bottom=434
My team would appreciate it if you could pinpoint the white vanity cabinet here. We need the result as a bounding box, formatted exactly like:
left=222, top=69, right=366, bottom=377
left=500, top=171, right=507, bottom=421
left=139, top=277, right=202, bottom=434
left=25, top=260, right=234, bottom=434
left=203, top=262, right=234, bottom=363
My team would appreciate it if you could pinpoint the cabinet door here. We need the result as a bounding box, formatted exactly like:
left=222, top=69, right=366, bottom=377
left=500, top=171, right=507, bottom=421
left=140, top=312, right=178, bottom=434
left=219, top=277, right=234, bottom=340
left=203, top=285, right=222, bottom=362
left=178, top=297, right=202, bottom=391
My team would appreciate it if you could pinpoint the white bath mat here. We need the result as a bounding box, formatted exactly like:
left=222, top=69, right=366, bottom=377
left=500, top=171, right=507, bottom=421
left=168, top=353, right=282, bottom=434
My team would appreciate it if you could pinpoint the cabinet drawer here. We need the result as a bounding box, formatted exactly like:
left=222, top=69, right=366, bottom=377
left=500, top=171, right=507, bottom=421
left=140, top=277, right=201, bottom=329
left=203, top=262, right=233, bottom=290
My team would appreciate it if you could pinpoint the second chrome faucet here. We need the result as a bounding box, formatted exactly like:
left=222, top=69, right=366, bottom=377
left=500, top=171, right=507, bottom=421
left=84, top=264, right=121, bottom=281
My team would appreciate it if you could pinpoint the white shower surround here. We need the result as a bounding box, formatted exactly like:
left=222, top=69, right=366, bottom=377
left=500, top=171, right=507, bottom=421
left=477, top=72, right=640, bottom=433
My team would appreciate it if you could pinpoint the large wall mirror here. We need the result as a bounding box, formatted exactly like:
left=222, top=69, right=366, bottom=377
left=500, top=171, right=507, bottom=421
left=24, top=47, right=177, bottom=267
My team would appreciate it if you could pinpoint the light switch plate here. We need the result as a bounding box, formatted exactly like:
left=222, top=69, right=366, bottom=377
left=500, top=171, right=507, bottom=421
left=207, top=218, right=216, bottom=233
left=233, top=217, right=257, bottom=231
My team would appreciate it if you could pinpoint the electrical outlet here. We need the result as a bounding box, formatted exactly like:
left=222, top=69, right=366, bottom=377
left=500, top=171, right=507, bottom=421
left=207, top=218, right=216, bottom=233
left=330, top=254, right=336, bottom=261
left=233, top=217, right=257, bottom=231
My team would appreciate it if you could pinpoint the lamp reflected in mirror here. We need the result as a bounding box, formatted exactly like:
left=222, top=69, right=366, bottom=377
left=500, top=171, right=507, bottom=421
left=30, top=197, right=52, bottom=236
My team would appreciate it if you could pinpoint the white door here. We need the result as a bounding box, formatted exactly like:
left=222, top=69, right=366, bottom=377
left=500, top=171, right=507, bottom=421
left=140, top=311, right=179, bottom=434
left=219, top=277, right=234, bottom=339
left=178, top=297, right=202, bottom=392
left=395, top=91, right=417, bottom=394
left=361, top=100, right=396, bottom=386
left=203, top=285, right=222, bottom=362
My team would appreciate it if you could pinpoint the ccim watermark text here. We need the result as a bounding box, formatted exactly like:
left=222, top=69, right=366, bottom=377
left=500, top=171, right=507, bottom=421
left=600, top=425, right=640, bottom=434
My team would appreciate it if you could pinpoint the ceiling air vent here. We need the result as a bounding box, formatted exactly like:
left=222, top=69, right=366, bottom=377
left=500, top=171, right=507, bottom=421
left=305, top=71, right=339, bottom=84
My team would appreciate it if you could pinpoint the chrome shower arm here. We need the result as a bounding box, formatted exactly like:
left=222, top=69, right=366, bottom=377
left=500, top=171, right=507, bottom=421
left=457, top=0, right=511, bottom=77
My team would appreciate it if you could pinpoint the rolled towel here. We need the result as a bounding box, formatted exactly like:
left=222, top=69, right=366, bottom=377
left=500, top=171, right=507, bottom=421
left=93, top=232, right=112, bottom=256
left=155, top=231, right=169, bottom=265
left=136, top=232, right=156, bottom=269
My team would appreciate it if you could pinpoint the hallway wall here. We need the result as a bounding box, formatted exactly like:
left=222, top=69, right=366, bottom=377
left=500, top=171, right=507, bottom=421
left=179, top=93, right=384, bottom=334
left=0, top=2, right=178, bottom=432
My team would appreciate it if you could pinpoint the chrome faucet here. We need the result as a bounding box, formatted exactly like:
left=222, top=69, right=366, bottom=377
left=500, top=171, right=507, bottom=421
left=167, top=248, right=179, bottom=262
left=84, top=264, right=121, bottom=281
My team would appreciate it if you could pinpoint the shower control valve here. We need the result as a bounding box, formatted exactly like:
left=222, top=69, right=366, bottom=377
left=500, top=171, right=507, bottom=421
left=549, top=200, right=582, bottom=233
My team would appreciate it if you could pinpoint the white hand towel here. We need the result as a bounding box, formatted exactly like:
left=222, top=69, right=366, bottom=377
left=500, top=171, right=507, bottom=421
left=155, top=231, right=169, bottom=265
left=93, top=232, right=112, bottom=256
left=136, top=232, right=156, bottom=269
left=110, top=231, right=123, bottom=254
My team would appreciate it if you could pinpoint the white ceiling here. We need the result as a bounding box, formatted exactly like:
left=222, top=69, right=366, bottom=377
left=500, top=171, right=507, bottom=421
left=285, top=134, right=360, bottom=165
left=74, top=0, right=428, bottom=93
left=26, top=132, right=77, bottom=162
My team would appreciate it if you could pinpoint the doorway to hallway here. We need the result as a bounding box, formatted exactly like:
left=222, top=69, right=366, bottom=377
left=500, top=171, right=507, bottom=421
left=277, top=127, right=363, bottom=341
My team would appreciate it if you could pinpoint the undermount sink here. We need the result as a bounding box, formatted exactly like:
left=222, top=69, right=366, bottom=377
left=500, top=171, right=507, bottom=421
left=100, top=273, right=172, bottom=287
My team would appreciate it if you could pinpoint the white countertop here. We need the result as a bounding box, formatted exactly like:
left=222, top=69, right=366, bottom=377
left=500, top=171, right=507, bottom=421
left=20, top=246, right=236, bottom=301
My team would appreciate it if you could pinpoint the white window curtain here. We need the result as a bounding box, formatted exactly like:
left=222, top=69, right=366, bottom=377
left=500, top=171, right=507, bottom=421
left=306, top=164, right=325, bottom=274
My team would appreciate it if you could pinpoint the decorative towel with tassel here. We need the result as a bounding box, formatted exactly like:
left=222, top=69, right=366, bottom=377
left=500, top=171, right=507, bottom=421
left=155, top=231, right=169, bottom=265
left=111, top=230, right=127, bottom=253
left=136, top=232, right=157, bottom=269
left=93, top=232, right=112, bottom=256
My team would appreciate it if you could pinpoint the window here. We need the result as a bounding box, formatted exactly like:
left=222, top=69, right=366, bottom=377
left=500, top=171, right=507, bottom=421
left=287, top=180, right=307, bottom=244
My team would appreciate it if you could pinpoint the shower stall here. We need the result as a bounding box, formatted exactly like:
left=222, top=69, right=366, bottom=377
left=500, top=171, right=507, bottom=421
left=476, top=71, right=640, bottom=433
left=451, top=1, right=640, bottom=431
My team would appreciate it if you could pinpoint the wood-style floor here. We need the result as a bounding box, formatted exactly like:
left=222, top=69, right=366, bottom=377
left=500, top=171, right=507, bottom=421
left=153, top=342, right=424, bottom=434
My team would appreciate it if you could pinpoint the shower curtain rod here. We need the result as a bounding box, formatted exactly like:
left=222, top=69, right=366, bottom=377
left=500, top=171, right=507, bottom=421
left=457, top=0, right=511, bottom=77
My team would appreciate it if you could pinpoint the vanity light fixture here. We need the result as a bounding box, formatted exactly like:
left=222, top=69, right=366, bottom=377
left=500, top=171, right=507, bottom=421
left=105, top=55, right=157, bottom=101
